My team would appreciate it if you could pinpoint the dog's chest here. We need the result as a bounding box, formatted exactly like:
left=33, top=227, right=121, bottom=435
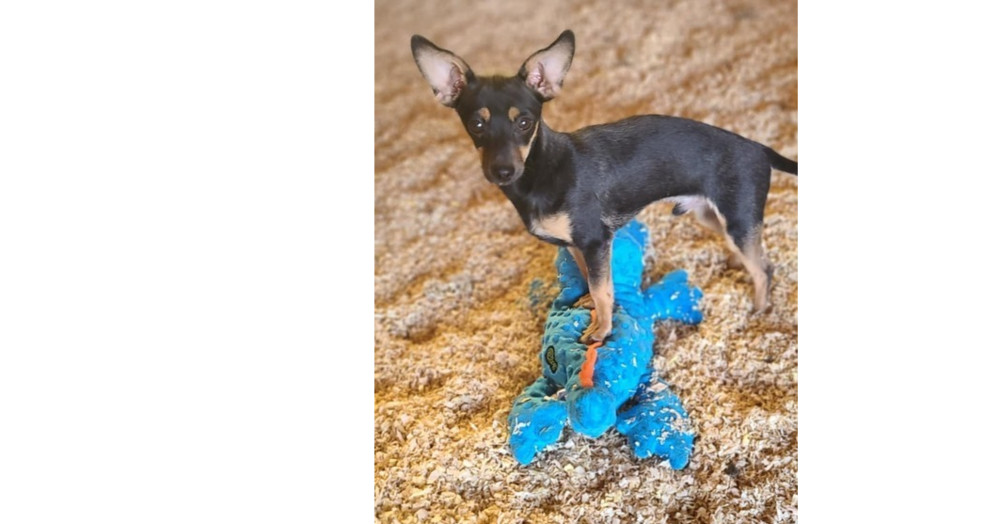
left=530, top=212, right=573, bottom=245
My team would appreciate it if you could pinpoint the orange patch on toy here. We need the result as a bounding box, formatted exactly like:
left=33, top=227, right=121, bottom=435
left=579, top=310, right=603, bottom=388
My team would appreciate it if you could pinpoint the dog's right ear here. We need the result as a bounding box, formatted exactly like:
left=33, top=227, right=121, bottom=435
left=411, top=35, right=472, bottom=107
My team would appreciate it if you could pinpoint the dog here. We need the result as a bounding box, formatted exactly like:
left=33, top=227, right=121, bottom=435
left=410, top=30, right=797, bottom=343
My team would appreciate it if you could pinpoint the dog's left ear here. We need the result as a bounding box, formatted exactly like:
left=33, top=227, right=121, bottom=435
left=519, top=30, right=575, bottom=100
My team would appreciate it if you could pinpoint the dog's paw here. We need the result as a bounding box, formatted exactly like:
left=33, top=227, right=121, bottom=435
left=580, top=328, right=611, bottom=344
left=579, top=310, right=611, bottom=343
left=573, top=293, right=595, bottom=309
left=726, top=253, right=743, bottom=270
left=751, top=300, right=773, bottom=315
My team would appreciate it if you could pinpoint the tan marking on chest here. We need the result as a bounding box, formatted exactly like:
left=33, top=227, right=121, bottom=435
left=478, top=107, right=490, bottom=121
left=519, top=121, right=538, bottom=162
left=532, top=212, right=573, bottom=243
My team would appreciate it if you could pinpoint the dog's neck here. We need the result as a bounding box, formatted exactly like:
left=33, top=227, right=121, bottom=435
left=499, top=119, right=574, bottom=219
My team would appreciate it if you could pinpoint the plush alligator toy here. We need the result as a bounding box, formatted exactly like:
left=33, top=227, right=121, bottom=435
left=508, top=219, right=702, bottom=467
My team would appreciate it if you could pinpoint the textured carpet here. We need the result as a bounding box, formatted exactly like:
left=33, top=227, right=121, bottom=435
left=375, top=0, right=797, bottom=522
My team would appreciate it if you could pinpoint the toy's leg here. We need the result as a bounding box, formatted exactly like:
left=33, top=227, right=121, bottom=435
left=615, top=378, right=695, bottom=469
left=508, top=377, right=569, bottom=465
left=644, top=270, right=703, bottom=324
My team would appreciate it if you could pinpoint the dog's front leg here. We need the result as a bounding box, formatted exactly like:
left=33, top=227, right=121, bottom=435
left=568, top=246, right=589, bottom=282
left=568, top=246, right=596, bottom=309
left=579, top=239, right=613, bottom=343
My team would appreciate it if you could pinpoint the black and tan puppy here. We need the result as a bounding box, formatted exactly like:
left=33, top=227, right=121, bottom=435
left=411, top=30, right=797, bottom=343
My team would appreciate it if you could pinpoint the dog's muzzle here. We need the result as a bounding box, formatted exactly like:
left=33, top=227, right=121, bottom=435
left=490, top=164, right=516, bottom=185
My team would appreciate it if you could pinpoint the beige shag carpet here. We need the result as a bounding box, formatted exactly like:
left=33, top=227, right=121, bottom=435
left=375, top=0, right=797, bottom=521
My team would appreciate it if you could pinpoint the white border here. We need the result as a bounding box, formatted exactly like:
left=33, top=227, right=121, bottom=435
left=1, top=2, right=371, bottom=522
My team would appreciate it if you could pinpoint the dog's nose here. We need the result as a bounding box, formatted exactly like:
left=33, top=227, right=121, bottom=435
left=492, top=165, right=514, bottom=182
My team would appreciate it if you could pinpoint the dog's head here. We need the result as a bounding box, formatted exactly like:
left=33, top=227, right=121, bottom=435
left=411, top=30, right=575, bottom=186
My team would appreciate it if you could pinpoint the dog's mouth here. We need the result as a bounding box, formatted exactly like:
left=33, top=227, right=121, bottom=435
left=486, top=168, right=522, bottom=186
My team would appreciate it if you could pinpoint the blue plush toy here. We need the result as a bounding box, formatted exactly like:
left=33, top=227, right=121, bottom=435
left=508, top=220, right=702, bottom=467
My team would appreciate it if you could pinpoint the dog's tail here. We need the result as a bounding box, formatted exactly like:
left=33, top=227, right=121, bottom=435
left=764, top=147, right=798, bottom=175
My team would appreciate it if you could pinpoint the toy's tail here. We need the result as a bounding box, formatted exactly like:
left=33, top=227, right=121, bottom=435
left=644, top=270, right=703, bottom=324
left=765, top=147, right=797, bottom=175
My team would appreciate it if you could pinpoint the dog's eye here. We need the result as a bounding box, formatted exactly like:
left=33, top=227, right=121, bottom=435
left=516, top=116, right=534, bottom=132
left=468, top=119, right=485, bottom=135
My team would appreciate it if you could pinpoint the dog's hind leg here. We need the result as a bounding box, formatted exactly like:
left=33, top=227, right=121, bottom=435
left=714, top=157, right=775, bottom=311
left=689, top=199, right=743, bottom=270
left=730, top=225, right=773, bottom=312
left=714, top=201, right=773, bottom=312
left=717, top=202, right=772, bottom=312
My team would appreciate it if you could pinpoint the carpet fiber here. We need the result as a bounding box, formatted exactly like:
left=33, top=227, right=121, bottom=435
left=375, top=0, right=797, bottom=521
